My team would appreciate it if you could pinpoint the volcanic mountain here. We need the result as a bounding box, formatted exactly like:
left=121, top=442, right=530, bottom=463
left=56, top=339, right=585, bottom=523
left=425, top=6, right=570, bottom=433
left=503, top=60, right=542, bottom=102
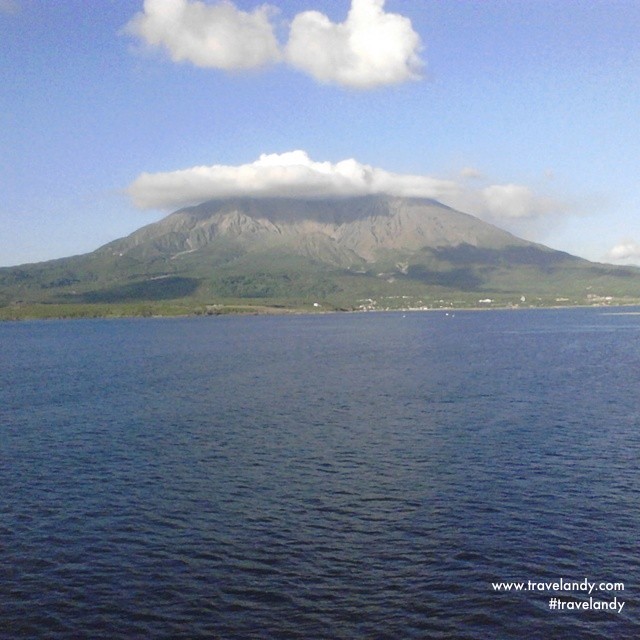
left=2, top=195, right=640, bottom=313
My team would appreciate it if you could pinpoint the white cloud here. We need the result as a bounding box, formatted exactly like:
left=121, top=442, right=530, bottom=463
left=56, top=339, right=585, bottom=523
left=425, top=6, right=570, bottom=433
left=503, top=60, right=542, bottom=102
left=479, top=184, right=560, bottom=220
left=440, top=183, right=570, bottom=241
left=460, top=167, right=484, bottom=180
left=285, top=0, right=424, bottom=88
left=126, top=150, right=567, bottom=235
left=127, top=150, right=455, bottom=209
left=123, top=0, right=281, bottom=70
left=606, top=241, right=640, bottom=265
left=0, top=0, right=19, bottom=14
left=124, top=0, right=424, bottom=88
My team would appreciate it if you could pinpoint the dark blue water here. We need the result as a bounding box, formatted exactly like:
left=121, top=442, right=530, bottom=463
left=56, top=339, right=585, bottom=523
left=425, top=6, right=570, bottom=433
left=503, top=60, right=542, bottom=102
left=1, top=308, right=639, bottom=639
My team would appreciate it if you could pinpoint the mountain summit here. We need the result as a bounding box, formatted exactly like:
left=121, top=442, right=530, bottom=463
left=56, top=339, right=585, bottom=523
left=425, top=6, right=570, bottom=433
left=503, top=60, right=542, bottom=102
left=2, top=195, right=640, bottom=314
left=102, top=195, right=534, bottom=265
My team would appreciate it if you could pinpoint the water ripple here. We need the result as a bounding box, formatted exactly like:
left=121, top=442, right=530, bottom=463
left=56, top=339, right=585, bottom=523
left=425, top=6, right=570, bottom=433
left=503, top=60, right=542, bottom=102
left=1, top=310, right=639, bottom=638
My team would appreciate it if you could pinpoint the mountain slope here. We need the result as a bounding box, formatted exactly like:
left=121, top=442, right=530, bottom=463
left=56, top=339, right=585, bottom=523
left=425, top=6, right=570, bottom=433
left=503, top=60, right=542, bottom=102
left=100, top=195, right=535, bottom=263
left=2, top=195, right=640, bottom=313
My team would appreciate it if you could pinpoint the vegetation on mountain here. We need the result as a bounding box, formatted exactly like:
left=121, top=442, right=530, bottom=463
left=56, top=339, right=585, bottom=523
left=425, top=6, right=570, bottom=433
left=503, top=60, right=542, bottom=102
left=2, top=195, right=640, bottom=319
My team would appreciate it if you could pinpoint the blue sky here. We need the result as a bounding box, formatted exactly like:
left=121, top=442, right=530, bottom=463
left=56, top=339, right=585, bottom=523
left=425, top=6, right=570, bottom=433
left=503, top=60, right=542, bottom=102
left=1, top=0, right=640, bottom=267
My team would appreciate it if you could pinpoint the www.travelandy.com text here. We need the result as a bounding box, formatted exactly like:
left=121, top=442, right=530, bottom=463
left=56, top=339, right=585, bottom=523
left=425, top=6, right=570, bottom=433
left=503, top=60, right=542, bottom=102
left=491, top=578, right=626, bottom=613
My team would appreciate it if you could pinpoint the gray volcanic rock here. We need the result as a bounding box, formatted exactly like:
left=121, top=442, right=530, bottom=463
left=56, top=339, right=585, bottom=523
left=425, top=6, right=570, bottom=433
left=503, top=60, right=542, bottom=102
left=101, top=195, right=538, bottom=265
left=3, top=194, right=640, bottom=310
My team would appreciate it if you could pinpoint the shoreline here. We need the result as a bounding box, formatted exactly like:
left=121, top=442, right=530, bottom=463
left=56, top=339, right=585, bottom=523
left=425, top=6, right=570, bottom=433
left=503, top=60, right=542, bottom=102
left=3, top=300, right=640, bottom=322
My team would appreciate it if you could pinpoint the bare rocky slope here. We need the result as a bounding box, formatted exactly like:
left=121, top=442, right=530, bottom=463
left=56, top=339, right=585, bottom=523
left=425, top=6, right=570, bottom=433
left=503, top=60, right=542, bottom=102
left=2, top=195, right=640, bottom=311
left=101, top=195, right=538, bottom=264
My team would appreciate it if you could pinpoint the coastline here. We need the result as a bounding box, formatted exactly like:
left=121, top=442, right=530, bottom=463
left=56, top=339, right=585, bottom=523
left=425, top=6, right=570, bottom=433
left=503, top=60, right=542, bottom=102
left=3, top=299, right=640, bottom=322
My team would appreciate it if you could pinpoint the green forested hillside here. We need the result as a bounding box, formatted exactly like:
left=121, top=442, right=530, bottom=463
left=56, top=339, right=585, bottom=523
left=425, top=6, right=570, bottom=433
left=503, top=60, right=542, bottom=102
left=2, top=196, right=640, bottom=318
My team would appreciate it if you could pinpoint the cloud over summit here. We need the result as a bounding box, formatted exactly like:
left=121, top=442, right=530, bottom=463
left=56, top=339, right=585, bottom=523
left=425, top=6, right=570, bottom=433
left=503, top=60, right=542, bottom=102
left=126, top=150, right=567, bottom=233
left=125, top=0, right=424, bottom=88
left=127, top=150, right=458, bottom=209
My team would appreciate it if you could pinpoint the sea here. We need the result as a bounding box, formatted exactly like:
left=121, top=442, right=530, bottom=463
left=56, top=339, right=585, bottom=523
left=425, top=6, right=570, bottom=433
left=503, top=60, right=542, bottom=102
left=1, top=308, right=639, bottom=639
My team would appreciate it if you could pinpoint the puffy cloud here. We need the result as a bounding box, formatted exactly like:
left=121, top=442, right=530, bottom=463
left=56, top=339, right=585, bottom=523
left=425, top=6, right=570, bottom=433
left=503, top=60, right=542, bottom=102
left=126, top=150, right=567, bottom=234
left=479, top=184, right=560, bottom=220
left=123, top=0, right=281, bottom=70
left=124, top=0, right=424, bottom=88
left=606, top=241, right=640, bottom=265
left=127, top=150, right=455, bottom=209
left=439, top=183, right=569, bottom=241
left=0, top=0, right=19, bottom=14
left=459, top=167, right=484, bottom=180
left=285, top=0, right=424, bottom=88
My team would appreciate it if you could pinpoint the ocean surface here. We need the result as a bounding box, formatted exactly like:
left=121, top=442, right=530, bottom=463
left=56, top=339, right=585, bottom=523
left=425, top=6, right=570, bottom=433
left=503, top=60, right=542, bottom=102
left=1, top=308, right=639, bottom=639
